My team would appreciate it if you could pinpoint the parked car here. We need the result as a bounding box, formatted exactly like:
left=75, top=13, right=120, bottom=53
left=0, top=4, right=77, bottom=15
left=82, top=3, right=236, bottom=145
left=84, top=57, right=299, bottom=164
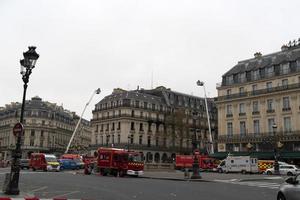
left=265, top=165, right=300, bottom=176
left=277, top=175, right=300, bottom=200
left=73, top=158, right=84, bottom=169
left=58, top=159, right=77, bottom=170
left=20, top=159, right=30, bottom=170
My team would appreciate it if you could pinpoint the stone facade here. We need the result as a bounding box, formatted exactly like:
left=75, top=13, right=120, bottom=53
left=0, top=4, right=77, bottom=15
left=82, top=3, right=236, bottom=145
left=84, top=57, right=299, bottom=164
left=91, top=86, right=217, bottom=163
left=0, top=96, right=91, bottom=159
left=216, top=42, right=300, bottom=154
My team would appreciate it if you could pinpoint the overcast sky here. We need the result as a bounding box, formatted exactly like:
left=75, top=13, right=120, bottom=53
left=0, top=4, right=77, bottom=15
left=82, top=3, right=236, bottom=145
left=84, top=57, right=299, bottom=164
left=1, top=0, right=300, bottom=120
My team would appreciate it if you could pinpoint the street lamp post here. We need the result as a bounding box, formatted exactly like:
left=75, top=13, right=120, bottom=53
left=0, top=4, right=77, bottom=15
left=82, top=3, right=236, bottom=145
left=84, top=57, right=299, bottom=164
left=4, top=47, right=39, bottom=195
left=65, top=88, right=101, bottom=154
left=191, top=113, right=201, bottom=179
left=196, top=80, right=214, bottom=154
left=272, top=123, right=279, bottom=175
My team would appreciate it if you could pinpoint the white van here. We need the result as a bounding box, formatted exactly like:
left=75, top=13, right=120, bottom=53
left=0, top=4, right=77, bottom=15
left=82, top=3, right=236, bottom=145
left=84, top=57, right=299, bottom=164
left=217, top=156, right=258, bottom=174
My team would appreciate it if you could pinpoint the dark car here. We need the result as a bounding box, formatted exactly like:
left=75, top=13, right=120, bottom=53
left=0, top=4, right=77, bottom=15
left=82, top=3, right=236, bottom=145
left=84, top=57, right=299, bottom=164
left=20, top=159, right=30, bottom=170
left=58, top=159, right=78, bottom=170
left=277, top=174, right=300, bottom=200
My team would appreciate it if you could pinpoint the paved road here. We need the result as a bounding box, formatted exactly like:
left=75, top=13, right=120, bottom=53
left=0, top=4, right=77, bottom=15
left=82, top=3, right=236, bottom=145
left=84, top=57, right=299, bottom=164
left=0, top=168, right=279, bottom=200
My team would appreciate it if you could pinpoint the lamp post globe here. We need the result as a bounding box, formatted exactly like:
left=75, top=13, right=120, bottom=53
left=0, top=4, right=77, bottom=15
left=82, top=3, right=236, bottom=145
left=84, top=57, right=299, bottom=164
left=4, top=47, right=39, bottom=195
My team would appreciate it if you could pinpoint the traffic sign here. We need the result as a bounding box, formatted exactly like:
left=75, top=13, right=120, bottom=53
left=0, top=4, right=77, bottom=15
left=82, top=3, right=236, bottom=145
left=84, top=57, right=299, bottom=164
left=13, top=122, right=24, bottom=137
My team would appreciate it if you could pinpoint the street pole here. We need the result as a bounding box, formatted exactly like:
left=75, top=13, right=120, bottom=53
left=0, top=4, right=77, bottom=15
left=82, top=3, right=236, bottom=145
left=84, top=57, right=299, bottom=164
left=4, top=47, right=39, bottom=195
left=272, top=123, right=279, bottom=175
left=196, top=80, right=214, bottom=154
left=65, top=88, right=101, bottom=154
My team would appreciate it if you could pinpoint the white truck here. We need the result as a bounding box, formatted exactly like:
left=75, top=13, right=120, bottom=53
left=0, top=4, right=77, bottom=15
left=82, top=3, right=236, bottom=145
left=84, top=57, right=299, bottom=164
left=217, top=156, right=258, bottom=174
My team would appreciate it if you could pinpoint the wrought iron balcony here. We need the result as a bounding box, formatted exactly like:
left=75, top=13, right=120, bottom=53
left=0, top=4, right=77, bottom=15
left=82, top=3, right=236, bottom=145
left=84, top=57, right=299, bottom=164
left=217, top=83, right=300, bottom=101
left=218, top=131, right=300, bottom=143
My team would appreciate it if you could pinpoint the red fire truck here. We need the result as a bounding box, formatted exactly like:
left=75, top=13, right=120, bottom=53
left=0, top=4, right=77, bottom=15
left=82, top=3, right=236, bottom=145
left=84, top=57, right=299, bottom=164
left=85, top=147, right=144, bottom=177
left=175, top=154, right=218, bottom=171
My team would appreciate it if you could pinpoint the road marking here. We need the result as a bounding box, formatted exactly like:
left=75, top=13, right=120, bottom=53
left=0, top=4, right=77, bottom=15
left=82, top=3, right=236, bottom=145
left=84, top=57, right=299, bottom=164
left=30, top=186, right=48, bottom=192
left=214, top=179, right=281, bottom=190
left=51, top=190, right=80, bottom=198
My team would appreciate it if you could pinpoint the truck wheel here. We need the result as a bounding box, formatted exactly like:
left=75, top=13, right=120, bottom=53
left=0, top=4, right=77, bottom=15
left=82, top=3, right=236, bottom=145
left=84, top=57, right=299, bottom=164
left=241, top=170, right=246, bottom=174
left=119, top=170, right=125, bottom=177
left=218, top=168, right=223, bottom=173
left=32, top=168, right=36, bottom=171
left=267, top=171, right=272, bottom=175
left=287, top=172, right=293, bottom=176
left=113, top=170, right=118, bottom=177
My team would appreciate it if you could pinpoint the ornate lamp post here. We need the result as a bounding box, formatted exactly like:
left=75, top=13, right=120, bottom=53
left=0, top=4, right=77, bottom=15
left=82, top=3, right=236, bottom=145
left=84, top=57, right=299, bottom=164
left=196, top=80, right=214, bottom=154
left=272, top=123, right=279, bottom=175
left=4, top=47, right=39, bottom=195
left=191, top=112, right=201, bottom=179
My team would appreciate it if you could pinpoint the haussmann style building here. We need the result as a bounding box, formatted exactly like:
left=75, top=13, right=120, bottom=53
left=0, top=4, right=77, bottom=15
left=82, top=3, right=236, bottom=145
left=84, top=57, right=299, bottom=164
left=216, top=41, right=300, bottom=164
left=0, top=96, right=91, bottom=160
left=90, top=86, right=217, bottom=164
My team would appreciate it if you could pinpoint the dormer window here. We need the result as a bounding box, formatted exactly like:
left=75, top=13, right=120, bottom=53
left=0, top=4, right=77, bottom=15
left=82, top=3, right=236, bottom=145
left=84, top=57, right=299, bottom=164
left=251, top=70, right=260, bottom=80
left=226, top=75, right=234, bottom=84
left=281, top=63, right=290, bottom=74
left=238, top=72, right=246, bottom=83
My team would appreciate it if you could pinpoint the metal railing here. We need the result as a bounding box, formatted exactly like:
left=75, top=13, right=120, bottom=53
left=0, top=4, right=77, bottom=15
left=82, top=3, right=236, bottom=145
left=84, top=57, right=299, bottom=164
left=217, top=83, right=300, bottom=101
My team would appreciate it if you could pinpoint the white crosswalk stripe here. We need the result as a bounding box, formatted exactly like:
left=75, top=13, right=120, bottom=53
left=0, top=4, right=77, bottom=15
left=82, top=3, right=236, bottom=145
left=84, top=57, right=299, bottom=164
left=214, top=179, right=281, bottom=190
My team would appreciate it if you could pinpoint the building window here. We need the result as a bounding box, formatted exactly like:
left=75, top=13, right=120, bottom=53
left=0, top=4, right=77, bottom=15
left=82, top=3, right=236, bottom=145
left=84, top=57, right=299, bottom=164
left=131, top=122, right=135, bottom=130
left=112, top=123, right=115, bottom=131
left=253, top=120, right=260, bottom=135
left=284, top=117, right=292, bottom=133
left=265, top=66, right=274, bottom=77
left=226, top=105, right=232, bottom=115
left=147, top=136, right=151, bottom=147
left=152, top=104, right=156, bottom=110
left=117, top=122, right=121, bottom=130
left=282, top=79, right=288, bottom=87
left=267, top=99, right=274, bottom=111
left=226, top=89, right=231, bottom=96
left=139, top=123, right=144, bottom=131
left=252, top=70, right=260, bottom=80
left=283, top=97, right=290, bottom=110
left=240, top=121, right=246, bottom=136
left=266, top=82, right=272, bottom=91
left=227, top=122, right=233, bottom=136
left=268, top=118, right=275, bottom=135
left=112, top=134, right=115, bottom=144
left=226, top=75, right=234, bottom=84
left=238, top=72, right=246, bottom=83
left=281, top=63, right=290, bottom=74
left=144, top=102, right=148, bottom=109
left=139, top=135, right=143, bottom=145
left=31, top=130, right=35, bottom=137
left=101, top=135, right=103, bottom=145
left=106, top=124, right=109, bottom=131
left=135, top=100, right=139, bottom=108
left=239, top=87, right=245, bottom=95
left=100, top=124, right=103, bottom=131
left=131, top=110, right=135, bottom=117
left=239, top=103, right=245, bottom=114
left=252, top=101, right=259, bottom=112
left=163, top=138, right=167, bottom=147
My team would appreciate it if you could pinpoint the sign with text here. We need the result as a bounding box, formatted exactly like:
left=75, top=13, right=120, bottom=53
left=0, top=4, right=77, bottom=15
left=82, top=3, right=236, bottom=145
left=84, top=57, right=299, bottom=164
left=13, top=122, right=24, bottom=137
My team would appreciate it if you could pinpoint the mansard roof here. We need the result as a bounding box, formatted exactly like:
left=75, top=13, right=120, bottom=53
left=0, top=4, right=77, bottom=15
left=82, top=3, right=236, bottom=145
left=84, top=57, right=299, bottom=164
left=223, top=45, right=300, bottom=77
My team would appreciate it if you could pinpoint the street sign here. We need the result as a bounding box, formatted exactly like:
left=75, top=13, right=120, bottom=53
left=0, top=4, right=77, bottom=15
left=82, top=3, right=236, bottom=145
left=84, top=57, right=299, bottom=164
left=12, top=122, right=24, bottom=137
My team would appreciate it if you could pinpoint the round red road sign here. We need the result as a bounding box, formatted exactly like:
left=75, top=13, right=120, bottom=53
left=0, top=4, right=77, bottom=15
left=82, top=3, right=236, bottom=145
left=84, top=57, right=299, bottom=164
left=13, top=122, right=24, bottom=137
